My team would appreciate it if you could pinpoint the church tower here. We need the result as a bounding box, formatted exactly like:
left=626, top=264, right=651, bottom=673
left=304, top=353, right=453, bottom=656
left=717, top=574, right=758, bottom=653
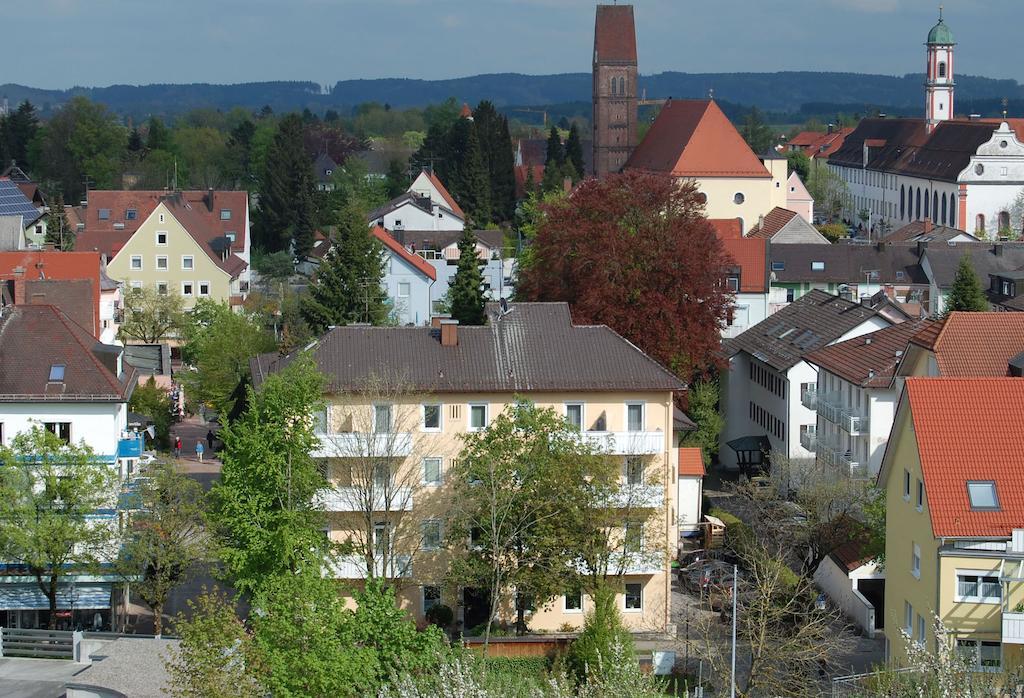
left=592, top=4, right=638, bottom=177
left=925, top=7, right=955, bottom=132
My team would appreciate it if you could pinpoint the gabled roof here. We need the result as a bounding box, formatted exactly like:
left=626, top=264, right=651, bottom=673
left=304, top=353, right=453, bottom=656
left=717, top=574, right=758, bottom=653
left=904, top=378, right=1024, bottom=538
left=912, top=312, right=1024, bottom=376
left=390, top=228, right=504, bottom=254
left=0, top=304, right=135, bottom=402
left=367, top=191, right=462, bottom=223
left=422, top=170, right=466, bottom=219
left=921, top=243, right=1024, bottom=289
left=748, top=207, right=829, bottom=244
left=785, top=128, right=853, bottom=159
left=678, top=448, right=705, bottom=477
left=723, top=289, right=887, bottom=372
left=594, top=4, right=637, bottom=63
left=371, top=225, right=436, bottom=281
left=748, top=207, right=798, bottom=239
left=786, top=172, right=812, bottom=202
left=885, top=221, right=978, bottom=244
left=514, top=164, right=545, bottom=199
left=768, top=242, right=927, bottom=285
left=0, top=251, right=103, bottom=336
left=721, top=237, right=767, bottom=293
left=313, top=152, right=339, bottom=184
left=625, top=100, right=770, bottom=178
left=159, top=195, right=248, bottom=279
left=251, top=302, right=684, bottom=394
left=0, top=179, right=41, bottom=224
left=516, top=139, right=548, bottom=168
left=806, top=319, right=933, bottom=388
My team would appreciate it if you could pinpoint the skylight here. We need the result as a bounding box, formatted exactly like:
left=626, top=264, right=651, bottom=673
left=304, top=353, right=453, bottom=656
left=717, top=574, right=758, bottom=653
left=48, top=364, right=66, bottom=382
left=98, top=209, right=111, bottom=220
left=967, top=481, right=1000, bottom=510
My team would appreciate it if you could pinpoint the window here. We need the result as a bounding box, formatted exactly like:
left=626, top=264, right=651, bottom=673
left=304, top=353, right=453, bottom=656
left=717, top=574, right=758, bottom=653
left=98, top=208, right=111, bottom=220
left=423, top=585, right=441, bottom=612
left=374, top=404, right=393, bottom=433
left=182, top=255, right=194, bottom=270
left=917, top=614, right=926, bottom=646
left=904, top=601, right=913, bottom=635
left=423, top=457, right=442, bottom=486
left=624, top=583, right=642, bottom=611
left=314, top=408, right=328, bottom=434
left=623, top=521, right=643, bottom=553
left=564, top=590, right=583, bottom=612
left=771, top=261, right=785, bottom=272
left=912, top=543, right=921, bottom=579
left=421, top=520, right=442, bottom=550
left=469, top=404, right=488, bottom=431
left=48, top=364, right=65, bottom=382
left=726, top=276, right=739, bottom=292
left=130, top=281, right=143, bottom=289
left=373, top=463, right=391, bottom=489
left=957, top=639, right=1001, bottom=671
left=220, top=209, right=232, bottom=220
left=903, top=470, right=911, bottom=500
left=182, top=282, right=194, bottom=296
left=956, top=572, right=1001, bottom=603
left=626, top=403, right=644, bottom=432
left=398, top=281, right=410, bottom=298
left=159, top=213, right=165, bottom=223
left=225, top=232, right=236, bottom=243
left=198, top=282, right=210, bottom=296
left=916, top=479, right=924, bottom=511
left=44, top=422, right=71, bottom=443
left=156, top=255, right=168, bottom=270
left=625, top=457, right=643, bottom=485
left=565, top=403, right=583, bottom=430
left=373, top=521, right=391, bottom=557
left=156, top=231, right=168, bottom=246
left=126, top=208, right=137, bottom=220
left=156, top=282, right=168, bottom=295
left=785, top=287, right=795, bottom=303
left=967, top=481, right=1000, bottom=510
left=422, top=404, right=441, bottom=431
left=130, top=255, right=142, bottom=270
left=733, top=192, right=745, bottom=205
left=811, top=261, right=825, bottom=271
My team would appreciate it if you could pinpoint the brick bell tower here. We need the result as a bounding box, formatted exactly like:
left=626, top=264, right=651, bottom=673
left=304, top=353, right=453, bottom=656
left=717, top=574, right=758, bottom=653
left=592, top=4, right=638, bottom=178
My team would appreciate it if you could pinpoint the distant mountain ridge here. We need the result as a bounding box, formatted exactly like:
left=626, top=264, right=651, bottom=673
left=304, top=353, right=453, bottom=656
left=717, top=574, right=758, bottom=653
left=3, top=71, right=1022, bottom=119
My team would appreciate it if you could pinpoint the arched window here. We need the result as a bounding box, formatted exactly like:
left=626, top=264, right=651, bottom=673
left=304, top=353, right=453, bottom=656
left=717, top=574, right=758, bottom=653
left=916, top=188, right=922, bottom=220
left=900, top=185, right=906, bottom=220
left=933, top=192, right=938, bottom=222
left=976, top=214, right=986, bottom=234
left=950, top=197, right=956, bottom=227
left=619, top=77, right=626, bottom=96
left=941, top=193, right=947, bottom=225
left=999, top=211, right=1011, bottom=232
left=938, top=62, right=947, bottom=78
left=924, top=190, right=930, bottom=220
left=610, top=76, right=617, bottom=95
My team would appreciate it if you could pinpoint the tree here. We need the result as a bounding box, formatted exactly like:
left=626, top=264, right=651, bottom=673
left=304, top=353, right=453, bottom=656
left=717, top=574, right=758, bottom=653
left=807, top=164, right=848, bottom=222
left=164, top=588, right=263, bottom=698
left=34, top=97, right=126, bottom=200
left=179, top=300, right=277, bottom=418
left=472, top=101, right=515, bottom=223
left=300, top=205, right=388, bottom=333
left=816, top=223, right=847, bottom=243
left=208, top=357, right=329, bottom=595
left=384, top=158, right=408, bottom=198
left=43, top=194, right=73, bottom=251
left=740, top=107, right=775, bottom=155
left=253, top=113, right=316, bottom=254
left=786, top=150, right=810, bottom=180
left=118, top=285, right=187, bottom=344
left=517, top=170, right=733, bottom=378
left=146, top=117, right=172, bottom=152
left=566, top=583, right=635, bottom=684
left=447, top=400, right=612, bottom=642
left=0, top=428, right=119, bottom=628
left=544, top=125, right=564, bottom=168
left=173, top=126, right=229, bottom=189
left=0, top=101, right=39, bottom=169
left=117, top=462, right=206, bottom=635
left=945, top=255, right=989, bottom=314
left=129, top=376, right=174, bottom=449
left=681, top=378, right=723, bottom=464
left=448, top=230, right=487, bottom=325
left=448, top=118, right=491, bottom=225
left=565, top=123, right=586, bottom=181
left=127, top=128, right=144, bottom=153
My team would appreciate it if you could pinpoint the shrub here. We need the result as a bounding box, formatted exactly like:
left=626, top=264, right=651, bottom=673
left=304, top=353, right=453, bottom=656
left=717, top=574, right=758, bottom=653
left=817, top=223, right=847, bottom=242
left=425, top=603, right=454, bottom=629
left=565, top=583, right=634, bottom=684
left=709, top=508, right=754, bottom=558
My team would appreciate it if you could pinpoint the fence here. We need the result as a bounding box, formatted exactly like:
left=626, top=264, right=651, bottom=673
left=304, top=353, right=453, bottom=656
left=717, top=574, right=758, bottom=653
left=0, top=627, right=75, bottom=659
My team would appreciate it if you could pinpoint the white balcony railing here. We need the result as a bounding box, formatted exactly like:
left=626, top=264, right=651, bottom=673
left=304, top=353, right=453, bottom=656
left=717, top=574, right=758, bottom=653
left=328, top=553, right=413, bottom=579
left=312, top=432, right=413, bottom=458
left=316, top=486, right=414, bottom=512
left=607, top=484, right=664, bottom=509
left=800, top=386, right=818, bottom=411
left=1004, top=612, right=1024, bottom=644
left=572, top=431, right=665, bottom=455
left=818, top=394, right=869, bottom=435
left=574, top=551, right=666, bottom=577
left=799, top=430, right=817, bottom=452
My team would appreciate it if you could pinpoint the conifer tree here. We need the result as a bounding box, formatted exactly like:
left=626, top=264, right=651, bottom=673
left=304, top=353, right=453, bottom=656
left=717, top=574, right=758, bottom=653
left=944, top=255, right=989, bottom=314
left=544, top=125, right=564, bottom=168
left=254, top=113, right=316, bottom=254
left=146, top=116, right=171, bottom=152
left=1, top=101, right=38, bottom=167
left=127, top=128, right=144, bottom=153
left=448, top=229, right=487, bottom=326
left=565, top=123, right=585, bottom=180
left=471, top=101, right=516, bottom=224
left=448, top=119, right=490, bottom=226
left=43, top=195, right=73, bottom=251
left=300, top=205, right=388, bottom=334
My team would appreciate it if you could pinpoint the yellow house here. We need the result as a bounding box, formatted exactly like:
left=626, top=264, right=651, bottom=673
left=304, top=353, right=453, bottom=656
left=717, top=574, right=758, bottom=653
left=879, top=377, right=1024, bottom=673
left=250, top=303, right=684, bottom=635
left=73, top=190, right=250, bottom=308
left=624, top=99, right=787, bottom=234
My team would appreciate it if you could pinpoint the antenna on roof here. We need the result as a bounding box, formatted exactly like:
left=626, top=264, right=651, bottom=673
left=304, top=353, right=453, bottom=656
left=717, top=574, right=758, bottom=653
left=708, top=88, right=715, bottom=101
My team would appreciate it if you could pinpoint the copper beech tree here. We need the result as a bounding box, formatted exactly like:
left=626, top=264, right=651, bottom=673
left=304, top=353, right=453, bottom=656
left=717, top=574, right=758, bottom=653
left=516, top=170, right=734, bottom=377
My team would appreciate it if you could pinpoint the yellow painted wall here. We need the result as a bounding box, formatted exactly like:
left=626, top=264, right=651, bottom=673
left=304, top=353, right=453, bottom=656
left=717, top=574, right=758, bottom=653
left=322, top=390, right=677, bottom=634
left=107, top=203, right=232, bottom=308
left=937, top=555, right=1002, bottom=638
left=687, top=176, right=777, bottom=234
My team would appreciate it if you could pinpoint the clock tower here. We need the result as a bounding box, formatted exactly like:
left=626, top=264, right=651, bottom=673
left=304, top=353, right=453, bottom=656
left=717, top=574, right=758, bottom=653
left=925, top=7, right=955, bottom=132
left=593, top=4, right=638, bottom=178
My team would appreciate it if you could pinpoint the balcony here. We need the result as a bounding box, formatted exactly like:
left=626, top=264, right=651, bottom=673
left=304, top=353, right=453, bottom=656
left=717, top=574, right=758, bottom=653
left=572, top=431, right=665, bottom=455
left=607, top=484, right=664, bottom=509
left=316, top=486, right=413, bottom=512
left=842, top=411, right=869, bottom=436
left=817, top=394, right=869, bottom=435
left=817, top=438, right=868, bottom=479
left=1003, top=612, right=1024, bottom=644
left=799, top=430, right=817, bottom=452
left=800, top=386, right=818, bottom=411
left=574, top=551, right=666, bottom=576
left=116, top=435, right=143, bottom=459
left=328, top=553, right=412, bottom=579
left=312, top=432, right=413, bottom=458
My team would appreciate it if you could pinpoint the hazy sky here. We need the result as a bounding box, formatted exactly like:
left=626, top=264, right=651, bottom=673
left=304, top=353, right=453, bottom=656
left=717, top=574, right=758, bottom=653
left=11, top=0, right=1021, bottom=89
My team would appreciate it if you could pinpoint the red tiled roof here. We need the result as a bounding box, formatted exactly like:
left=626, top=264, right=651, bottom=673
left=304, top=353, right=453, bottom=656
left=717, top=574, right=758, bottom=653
left=708, top=219, right=743, bottom=239
left=594, top=5, right=637, bottom=63
left=372, top=226, right=436, bottom=281
left=459, top=103, right=472, bottom=119
left=720, top=237, right=767, bottom=293
left=806, top=320, right=933, bottom=387
left=0, top=251, right=102, bottom=336
left=625, top=100, right=770, bottom=178
left=425, top=170, right=466, bottom=219
left=678, top=447, right=705, bottom=477
left=160, top=195, right=248, bottom=278
left=514, top=164, right=545, bottom=199
left=784, top=127, right=855, bottom=158
left=747, top=207, right=798, bottom=239
left=906, top=377, right=1024, bottom=538
left=924, top=312, right=1024, bottom=376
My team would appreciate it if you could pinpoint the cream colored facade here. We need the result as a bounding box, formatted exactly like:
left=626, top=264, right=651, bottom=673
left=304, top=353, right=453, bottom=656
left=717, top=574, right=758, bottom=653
left=106, top=202, right=237, bottom=308
left=690, top=156, right=788, bottom=235
left=317, top=390, right=678, bottom=635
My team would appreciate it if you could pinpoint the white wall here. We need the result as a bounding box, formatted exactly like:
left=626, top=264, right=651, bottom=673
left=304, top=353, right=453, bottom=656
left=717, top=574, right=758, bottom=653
left=0, top=402, right=128, bottom=456
left=677, top=476, right=703, bottom=533
left=722, top=292, right=771, bottom=339
left=814, top=556, right=877, bottom=638
left=373, top=202, right=463, bottom=232
left=383, top=253, right=433, bottom=326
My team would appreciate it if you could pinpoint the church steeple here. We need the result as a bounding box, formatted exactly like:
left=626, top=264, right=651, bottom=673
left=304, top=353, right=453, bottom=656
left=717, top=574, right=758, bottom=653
left=592, top=4, right=638, bottom=178
left=925, top=6, right=955, bottom=132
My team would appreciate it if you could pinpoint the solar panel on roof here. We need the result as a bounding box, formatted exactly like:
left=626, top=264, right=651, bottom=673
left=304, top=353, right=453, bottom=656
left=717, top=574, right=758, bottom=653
left=0, top=180, right=39, bottom=220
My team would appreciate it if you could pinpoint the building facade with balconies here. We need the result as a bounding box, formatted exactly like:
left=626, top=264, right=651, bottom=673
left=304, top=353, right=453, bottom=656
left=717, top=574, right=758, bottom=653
left=250, top=302, right=683, bottom=634
left=880, top=377, right=1024, bottom=672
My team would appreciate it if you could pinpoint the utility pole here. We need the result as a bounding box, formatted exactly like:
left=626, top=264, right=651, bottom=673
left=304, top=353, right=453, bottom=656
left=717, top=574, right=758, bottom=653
left=730, top=564, right=738, bottom=698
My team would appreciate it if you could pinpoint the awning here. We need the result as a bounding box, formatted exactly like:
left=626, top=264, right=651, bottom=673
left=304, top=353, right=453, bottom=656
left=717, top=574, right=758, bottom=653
left=726, top=435, right=771, bottom=453
left=0, top=583, right=112, bottom=610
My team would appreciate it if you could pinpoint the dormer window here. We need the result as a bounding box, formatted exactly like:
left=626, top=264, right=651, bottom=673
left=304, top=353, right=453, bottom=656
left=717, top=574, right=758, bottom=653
left=967, top=481, right=1000, bottom=510
left=220, top=209, right=232, bottom=220
left=48, top=364, right=65, bottom=382
left=811, top=261, right=825, bottom=271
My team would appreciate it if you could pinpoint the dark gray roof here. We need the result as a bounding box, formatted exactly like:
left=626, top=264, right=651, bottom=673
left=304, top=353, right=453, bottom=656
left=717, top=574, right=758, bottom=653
left=313, top=152, right=339, bottom=184
left=923, top=242, right=1024, bottom=288
left=251, top=302, right=683, bottom=394
left=124, top=343, right=172, bottom=376
left=769, top=242, right=927, bottom=285
left=366, top=191, right=460, bottom=223
left=884, top=221, right=978, bottom=244
left=391, top=228, right=504, bottom=252
left=723, top=289, right=886, bottom=371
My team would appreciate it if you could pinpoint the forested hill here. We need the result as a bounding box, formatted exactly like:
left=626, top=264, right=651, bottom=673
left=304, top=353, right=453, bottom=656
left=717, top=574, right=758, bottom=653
left=3, top=71, right=1022, bottom=119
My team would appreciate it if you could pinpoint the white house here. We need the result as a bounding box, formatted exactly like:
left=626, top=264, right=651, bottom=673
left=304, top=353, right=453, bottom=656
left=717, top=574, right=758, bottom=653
left=368, top=170, right=466, bottom=233
left=373, top=226, right=436, bottom=326
left=677, top=447, right=705, bottom=536
left=720, top=290, right=892, bottom=474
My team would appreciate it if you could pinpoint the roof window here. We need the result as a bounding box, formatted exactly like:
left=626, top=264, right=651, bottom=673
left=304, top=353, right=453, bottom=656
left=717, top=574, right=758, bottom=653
left=220, top=209, right=232, bottom=220
left=811, top=261, right=825, bottom=271
left=771, top=261, right=785, bottom=272
left=98, top=209, right=111, bottom=220
left=967, top=481, right=1000, bottom=511
left=48, top=364, right=66, bottom=382
left=126, top=208, right=138, bottom=220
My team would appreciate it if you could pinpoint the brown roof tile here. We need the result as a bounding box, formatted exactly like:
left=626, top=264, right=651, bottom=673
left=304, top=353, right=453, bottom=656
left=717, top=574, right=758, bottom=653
left=720, top=237, right=767, bottom=293
left=806, top=320, right=933, bottom=387
left=747, top=207, right=798, bottom=239
left=594, top=5, right=637, bottom=63
left=0, top=251, right=102, bottom=335
left=927, top=312, right=1024, bottom=376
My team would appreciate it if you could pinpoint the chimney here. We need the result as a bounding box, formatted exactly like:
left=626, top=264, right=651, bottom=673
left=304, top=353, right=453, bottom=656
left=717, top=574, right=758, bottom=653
left=923, top=218, right=933, bottom=234
left=440, top=319, right=459, bottom=347
left=994, top=243, right=1004, bottom=257
left=563, top=176, right=573, bottom=194
left=827, top=123, right=834, bottom=135
left=205, top=188, right=215, bottom=212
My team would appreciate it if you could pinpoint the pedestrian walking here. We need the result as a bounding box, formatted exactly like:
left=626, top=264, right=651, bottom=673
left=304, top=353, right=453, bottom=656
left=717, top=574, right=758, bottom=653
left=206, top=429, right=215, bottom=451
left=196, top=440, right=205, bottom=463
left=173, top=436, right=182, bottom=459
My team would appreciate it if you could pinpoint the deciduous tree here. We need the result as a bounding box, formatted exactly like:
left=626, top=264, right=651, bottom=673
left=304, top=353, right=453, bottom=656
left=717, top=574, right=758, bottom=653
left=118, top=285, right=187, bottom=344
left=517, top=170, right=733, bottom=377
left=35, top=97, right=126, bottom=200
left=128, top=376, right=174, bottom=448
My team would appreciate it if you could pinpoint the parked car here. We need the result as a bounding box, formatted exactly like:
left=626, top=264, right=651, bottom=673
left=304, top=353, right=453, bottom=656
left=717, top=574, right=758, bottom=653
left=677, top=548, right=722, bottom=568
left=681, top=560, right=734, bottom=592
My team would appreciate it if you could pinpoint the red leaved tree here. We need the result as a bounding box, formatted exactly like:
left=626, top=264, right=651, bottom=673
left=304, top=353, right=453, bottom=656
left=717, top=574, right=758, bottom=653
left=517, top=170, right=733, bottom=378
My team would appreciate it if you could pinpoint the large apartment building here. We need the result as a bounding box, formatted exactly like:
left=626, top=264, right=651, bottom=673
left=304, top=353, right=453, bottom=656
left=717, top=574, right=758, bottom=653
left=250, top=302, right=683, bottom=634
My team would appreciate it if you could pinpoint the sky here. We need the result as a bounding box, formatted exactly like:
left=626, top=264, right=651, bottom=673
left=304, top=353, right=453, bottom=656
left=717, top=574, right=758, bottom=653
left=9, top=0, right=1022, bottom=90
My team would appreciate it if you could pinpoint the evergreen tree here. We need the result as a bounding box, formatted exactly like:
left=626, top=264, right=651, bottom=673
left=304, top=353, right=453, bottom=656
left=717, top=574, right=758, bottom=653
left=471, top=101, right=515, bottom=224
left=127, top=128, right=143, bottom=152
left=944, top=255, right=989, bottom=314
left=411, top=123, right=452, bottom=184
left=447, top=119, right=490, bottom=225
left=254, top=113, right=316, bottom=254
left=300, top=205, right=388, bottom=333
left=448, top=229, right=487, bottom=326
left=43, top=195, right=73, bottom=250
left=225, top=118, right=257, bottom=188
left=384, top=158, right=407, bottom=198
left=0, top=101, right=38, bottom=168
left=541, top=160, right=567, bottom=194
left=146, top=116, right=171, bottom=152
left=565, top=122, right=585, bottom=180
left=544, top=125, right=564, bottom=168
